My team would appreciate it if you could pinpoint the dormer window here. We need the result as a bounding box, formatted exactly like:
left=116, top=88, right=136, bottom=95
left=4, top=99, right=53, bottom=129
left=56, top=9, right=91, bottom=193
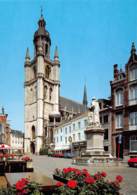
left=115, top=89, right=123, bottom=106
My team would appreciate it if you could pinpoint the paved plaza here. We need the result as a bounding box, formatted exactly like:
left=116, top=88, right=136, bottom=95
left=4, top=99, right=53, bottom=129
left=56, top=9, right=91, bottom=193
left=32, top=155, right=137, bottom=195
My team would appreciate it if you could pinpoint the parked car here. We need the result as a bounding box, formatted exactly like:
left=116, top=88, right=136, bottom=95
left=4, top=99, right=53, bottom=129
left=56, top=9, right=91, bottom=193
left=64, top=152, right=74, bottom=158
left=128, top=157, right=137, bottom=167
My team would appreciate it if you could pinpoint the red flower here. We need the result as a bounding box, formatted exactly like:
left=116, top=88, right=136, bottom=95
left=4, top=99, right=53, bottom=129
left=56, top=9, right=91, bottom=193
left=22, top=156, right=32, bottom=161
left=75, top=170, right=81, bottom=175
left=56, top=181, right=64, bottom=187
left=67, top=180, right=77, bottom=189
left=15, top=178, right=29, bottom=191
left=94, top=173, right=102, bottom=180
left=63, top=168, right=69, bottom=174
left=101, top=171, right=107, bottom=177
left=116, top=175, right=123, bottom=183
left=16, top=180, right=26, bottom=191
left=84, top=176, right=95, bottom=184
left=21, top=178, right=29, bottom=185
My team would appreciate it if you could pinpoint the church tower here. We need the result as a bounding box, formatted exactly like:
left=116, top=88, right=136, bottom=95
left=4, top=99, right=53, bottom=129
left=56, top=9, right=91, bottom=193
left=24, top=12, right=60, bottom=154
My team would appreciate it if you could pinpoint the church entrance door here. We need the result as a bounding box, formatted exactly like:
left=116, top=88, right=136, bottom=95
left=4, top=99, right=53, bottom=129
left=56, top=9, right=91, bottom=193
left=30, top=141, right=35, bottom=154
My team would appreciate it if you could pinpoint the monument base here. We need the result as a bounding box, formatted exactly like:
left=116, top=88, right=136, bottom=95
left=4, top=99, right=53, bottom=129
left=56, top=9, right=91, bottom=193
left=72, top=125, right=115, bottom=165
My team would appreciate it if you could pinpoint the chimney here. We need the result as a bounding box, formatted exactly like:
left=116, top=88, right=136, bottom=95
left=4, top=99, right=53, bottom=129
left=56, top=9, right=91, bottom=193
left=114, top=64, right=119, bottom=80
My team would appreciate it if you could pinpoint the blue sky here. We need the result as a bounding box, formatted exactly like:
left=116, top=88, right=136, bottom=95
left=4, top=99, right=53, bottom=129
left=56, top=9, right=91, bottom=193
left=0, top=0, right=137, bottom=130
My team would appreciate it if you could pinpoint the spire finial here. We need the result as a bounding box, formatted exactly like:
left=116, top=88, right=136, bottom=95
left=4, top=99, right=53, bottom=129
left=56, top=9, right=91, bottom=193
left=83, top=83, right=88, bottom=108
left=25, top=48, right=30, bottom=60
left=131, top=42, right=136, bottom=55
left=54, top=46, right=59, bottom=60
left=2, top=107, right=4, bottom=115
left=41, top=6, right=43, bottom=18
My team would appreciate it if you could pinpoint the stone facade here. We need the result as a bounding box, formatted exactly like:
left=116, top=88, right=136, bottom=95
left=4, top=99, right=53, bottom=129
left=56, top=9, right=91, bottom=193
left=110, top=42, right=137, bottom=158
left=24, top=14, right=60, bottom=154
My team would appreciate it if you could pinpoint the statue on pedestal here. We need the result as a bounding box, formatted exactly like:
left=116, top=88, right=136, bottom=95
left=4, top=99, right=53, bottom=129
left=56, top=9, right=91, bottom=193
left=88, top=97, right=101, bottom=127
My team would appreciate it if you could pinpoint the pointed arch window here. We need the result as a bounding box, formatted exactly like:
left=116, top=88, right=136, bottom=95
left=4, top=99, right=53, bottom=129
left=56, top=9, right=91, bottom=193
left=45, top=44, right=48, bottom=56
left=49, top=87, right=53, bottom=101
left=31, top=125, right=35, bottom=140
left=45, top=65, right=51, bottom=79
left=44, top=85, right=48, bottom=99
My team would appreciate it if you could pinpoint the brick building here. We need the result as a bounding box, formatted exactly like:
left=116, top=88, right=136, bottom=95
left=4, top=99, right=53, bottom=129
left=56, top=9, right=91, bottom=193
left=111, top=42, right=137, bottom=159
left=0, top=108, right=11, bottom=145
left=98, top=99, right=112, bottom=154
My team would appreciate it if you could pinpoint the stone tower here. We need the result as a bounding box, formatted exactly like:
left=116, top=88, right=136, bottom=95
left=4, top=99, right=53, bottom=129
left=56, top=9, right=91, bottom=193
left=24, top=13, right=60, bottom=154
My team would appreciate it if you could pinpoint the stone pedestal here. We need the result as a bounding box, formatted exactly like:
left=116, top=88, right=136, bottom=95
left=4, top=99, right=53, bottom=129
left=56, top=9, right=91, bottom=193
left=86, top=126, right=104, bottom=155
left=73, top=124, right=114, bottom=165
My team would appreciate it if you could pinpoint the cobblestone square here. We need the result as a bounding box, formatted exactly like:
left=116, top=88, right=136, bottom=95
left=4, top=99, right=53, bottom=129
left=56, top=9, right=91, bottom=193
left=32, top=155, right=137, bottom=195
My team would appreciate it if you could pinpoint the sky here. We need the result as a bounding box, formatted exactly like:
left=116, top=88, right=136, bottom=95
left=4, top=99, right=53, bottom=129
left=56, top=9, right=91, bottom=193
left=0, top=0, right=137, bottom=131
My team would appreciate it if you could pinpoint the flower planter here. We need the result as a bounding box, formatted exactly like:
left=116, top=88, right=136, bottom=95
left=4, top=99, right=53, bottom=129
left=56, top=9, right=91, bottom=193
left=53, top=174, right=68, bottom=184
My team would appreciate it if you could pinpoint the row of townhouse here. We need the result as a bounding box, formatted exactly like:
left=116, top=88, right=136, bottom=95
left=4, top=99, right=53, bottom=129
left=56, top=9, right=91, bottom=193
left=54, top=43, right=137, bottom=159
left=0, top=108, right=24, bottom=149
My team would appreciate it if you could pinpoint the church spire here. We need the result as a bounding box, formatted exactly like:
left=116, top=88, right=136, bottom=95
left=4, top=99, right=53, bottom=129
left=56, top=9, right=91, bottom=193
left=131, top=42, right=136, bottom=56
left=83, top=84, right=88, bottom=108
left=54, top=46, right=59, bottom=60
left=25, top=48, right=31, bottom=66
left=25, top=48, right=30, bottom=60
left=128, top=42, right=137, bottom=62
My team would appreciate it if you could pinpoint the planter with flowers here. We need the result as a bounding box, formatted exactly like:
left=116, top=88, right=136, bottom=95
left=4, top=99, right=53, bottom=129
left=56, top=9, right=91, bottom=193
left=53, top=167, right=123, bottom=195
left=22, top=156, right=33, bottom=169
left=1, top=177, right=43, bottom=195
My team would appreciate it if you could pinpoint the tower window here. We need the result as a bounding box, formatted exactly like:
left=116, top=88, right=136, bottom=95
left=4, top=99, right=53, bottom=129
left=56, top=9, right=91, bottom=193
left=49, top=87, right=52, bottom=101
left=44, top=86, right=48, bottom=99
left=45, top=65, right=51, bottom=79
left=45, top=44, right=48, bottom=56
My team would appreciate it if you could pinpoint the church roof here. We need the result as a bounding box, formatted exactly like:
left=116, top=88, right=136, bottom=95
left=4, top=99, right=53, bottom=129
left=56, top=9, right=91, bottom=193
left=11, top=129, right=24, bottom=137
left=59, top=96, right=86, bottom=113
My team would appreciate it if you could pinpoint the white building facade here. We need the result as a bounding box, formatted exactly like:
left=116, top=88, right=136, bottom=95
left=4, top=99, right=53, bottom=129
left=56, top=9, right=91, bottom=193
left=10, top=130, right=24, bottom=150
left=54, top=113, right=88, bottom=155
